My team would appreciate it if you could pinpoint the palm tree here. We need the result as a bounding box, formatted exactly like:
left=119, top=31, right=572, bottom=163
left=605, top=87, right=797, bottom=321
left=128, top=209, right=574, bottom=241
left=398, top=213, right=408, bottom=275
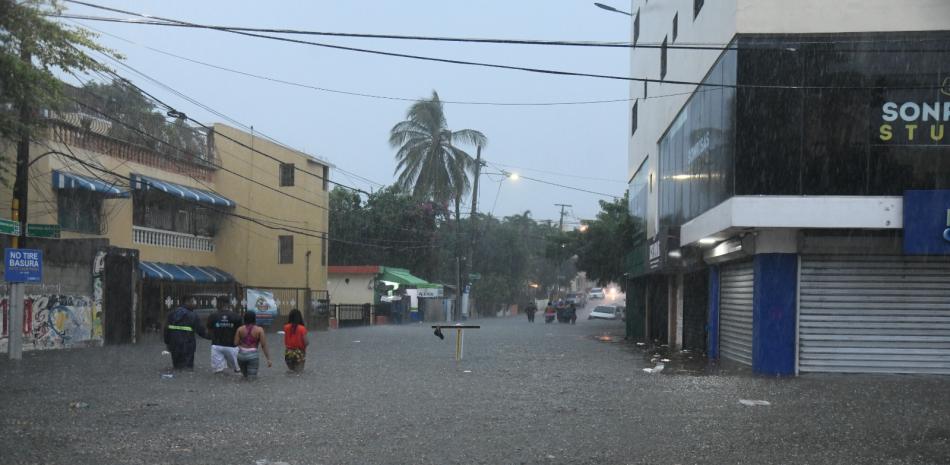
left=390, top=91, right=486, bottom=318
left=390, top=91, right=487, bottom=217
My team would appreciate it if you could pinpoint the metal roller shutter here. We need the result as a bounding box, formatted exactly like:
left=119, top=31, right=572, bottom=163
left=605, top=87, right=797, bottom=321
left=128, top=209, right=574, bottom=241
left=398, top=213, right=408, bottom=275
left=719, top=260, right=754, bottom=365
left=799, top=255, right=950, bottom=374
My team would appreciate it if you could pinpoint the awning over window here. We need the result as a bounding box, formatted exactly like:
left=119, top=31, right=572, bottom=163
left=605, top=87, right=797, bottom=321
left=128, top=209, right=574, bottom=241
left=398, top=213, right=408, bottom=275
left=139, top=261, right=235, bottom=283
left=379, top=267, right=431, bottom=286
left=129, top=174, right=235, bottom=208
left=52, top=170, right=128, bottom=198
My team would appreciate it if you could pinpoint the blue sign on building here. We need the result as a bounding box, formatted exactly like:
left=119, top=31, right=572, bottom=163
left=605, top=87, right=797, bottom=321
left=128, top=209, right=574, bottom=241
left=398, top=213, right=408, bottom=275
left=4, top=248, right=43, bottom=283
left=903, top=190, right=950, bottom=255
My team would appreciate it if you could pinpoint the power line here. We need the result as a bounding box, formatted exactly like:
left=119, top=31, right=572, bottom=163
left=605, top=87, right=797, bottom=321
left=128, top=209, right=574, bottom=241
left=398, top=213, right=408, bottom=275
left=60, top=2, right=944, bottom=91
left=68, top=21, right=639, bottom=107
left=55, top=12, right=950, bottom=53
left=486, top=161, right=626, bottom=184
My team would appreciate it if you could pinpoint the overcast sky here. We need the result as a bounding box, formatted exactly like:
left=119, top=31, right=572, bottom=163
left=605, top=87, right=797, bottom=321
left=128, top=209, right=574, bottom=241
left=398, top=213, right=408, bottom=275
left=65, top=0, right=632, bottom=225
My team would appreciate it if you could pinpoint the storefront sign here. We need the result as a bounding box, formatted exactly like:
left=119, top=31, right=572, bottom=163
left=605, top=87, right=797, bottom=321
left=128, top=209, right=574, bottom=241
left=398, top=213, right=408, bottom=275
left=903, top=190, right=950, bottom=255
left=876, top=81, right=948, bottom=146
left=4, top=248, right=43, bottom=283
left=648, top=237, right=662, bottom=270
left=416, top=287, right=443, bottom=298
left=245, top=288, right=278, bottom=326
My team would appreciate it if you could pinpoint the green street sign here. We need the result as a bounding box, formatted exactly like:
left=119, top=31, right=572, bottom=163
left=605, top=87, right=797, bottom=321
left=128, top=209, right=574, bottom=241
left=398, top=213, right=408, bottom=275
left=469, top=273, right=481, bottom=281
left=26, top=224, right=60, bottom=239
left=0, top=219, right=21, bottom=237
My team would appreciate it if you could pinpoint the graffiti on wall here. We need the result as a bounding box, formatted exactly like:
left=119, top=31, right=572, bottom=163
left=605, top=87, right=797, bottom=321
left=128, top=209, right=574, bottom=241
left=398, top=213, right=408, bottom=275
left=1, top=294, right=98, bottom=352
left=92, top=251, right=106, bottom=340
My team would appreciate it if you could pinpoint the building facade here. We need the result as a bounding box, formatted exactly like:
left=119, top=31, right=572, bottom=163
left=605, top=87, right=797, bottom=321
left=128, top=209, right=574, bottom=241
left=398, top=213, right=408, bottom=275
left=625, top=0, right=950, bottom=374
left=2, top=114, right=330, bottom=348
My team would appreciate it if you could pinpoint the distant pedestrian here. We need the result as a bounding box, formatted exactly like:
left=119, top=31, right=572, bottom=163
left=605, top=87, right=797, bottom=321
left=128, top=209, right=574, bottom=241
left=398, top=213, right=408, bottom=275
left=569, top=303, right=578, bottom=325
left=544, top=301, right=556, bottom=324
left=525, top=302, right=537, bottom=322
left=163, top=296, right=210, bottom=370
left=206, top=299, right=241, bottom=374
left=234, top=311, right=272, bottom=379
left=283, top=309, right=309, bottom=373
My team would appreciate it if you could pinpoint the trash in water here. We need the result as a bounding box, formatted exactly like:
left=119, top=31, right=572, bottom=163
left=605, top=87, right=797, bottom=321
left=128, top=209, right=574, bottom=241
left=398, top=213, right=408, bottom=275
left=277, top=331, right=285, bottom=335
left=161, top=374, right=174, bottom=379
left=546, top=455, right=556, bottom=460
left=642, top=363, right=665, bottom=374
left=739, top=399, right=771, bottom=406
left=353, top=340, right=361, bottom=343
left=661, top=358, right=671, bottom=363
left=161, top=350, right=170, bottom=356
left=463, top=370, right=472, bottom=373
left=635, top=342, right=646, bottom=346
left=69, top=402, right=89, bottom=409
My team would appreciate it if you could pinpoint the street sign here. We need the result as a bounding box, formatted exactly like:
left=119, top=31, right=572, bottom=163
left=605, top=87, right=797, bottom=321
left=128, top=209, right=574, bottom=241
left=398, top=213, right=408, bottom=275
left=469, top=273, right=481, bottom=281
left=4, top=248, right=43, bottom=283
left=26, top=224, right=61, bottom=239
left=0, top=218, right=21, bottom=237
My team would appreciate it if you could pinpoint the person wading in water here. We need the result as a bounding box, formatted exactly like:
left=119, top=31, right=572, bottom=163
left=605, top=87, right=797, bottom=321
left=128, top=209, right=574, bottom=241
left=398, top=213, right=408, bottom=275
left=234, top=311, right=272, bottom=379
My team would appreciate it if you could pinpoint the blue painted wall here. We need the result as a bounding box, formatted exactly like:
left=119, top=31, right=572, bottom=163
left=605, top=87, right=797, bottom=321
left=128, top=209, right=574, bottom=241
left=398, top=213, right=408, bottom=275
left=707, top=265, right=720, bottom=360
left=752, top=254, right=798, bottom=376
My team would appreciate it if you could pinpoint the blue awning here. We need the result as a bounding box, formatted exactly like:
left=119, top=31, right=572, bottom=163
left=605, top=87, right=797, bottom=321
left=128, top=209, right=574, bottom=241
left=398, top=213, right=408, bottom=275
left=52, top=170, right=128, bottom=198
left=139, top=261, right=235, bottom=283
left=129, top=174, right=235, bottom=208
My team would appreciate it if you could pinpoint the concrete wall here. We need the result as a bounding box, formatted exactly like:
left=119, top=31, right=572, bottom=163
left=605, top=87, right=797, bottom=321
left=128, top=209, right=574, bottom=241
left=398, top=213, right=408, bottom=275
left=212, top=124, right=329, bottom=291
left=735, top=0, right=950, bottom=34
left=328, top=273, right=375, bottom=305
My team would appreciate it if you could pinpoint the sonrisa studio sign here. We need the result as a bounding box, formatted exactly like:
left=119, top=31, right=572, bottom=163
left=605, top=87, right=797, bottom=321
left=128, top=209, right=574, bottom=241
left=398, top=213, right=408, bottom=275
left=877, top=78, right=950, bottom=145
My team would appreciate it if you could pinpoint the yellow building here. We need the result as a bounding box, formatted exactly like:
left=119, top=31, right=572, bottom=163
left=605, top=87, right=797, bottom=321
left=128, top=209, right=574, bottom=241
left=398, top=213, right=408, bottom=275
left=1, top=116, right=330, bottom=339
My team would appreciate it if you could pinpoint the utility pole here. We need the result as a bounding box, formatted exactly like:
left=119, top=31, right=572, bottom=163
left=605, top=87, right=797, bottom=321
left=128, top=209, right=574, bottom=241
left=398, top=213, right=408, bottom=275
left=468, top=145, right=482, bottom=289
left=8, top=47, right=32, bottom=360
left=555, top=204, right=572, bottom=232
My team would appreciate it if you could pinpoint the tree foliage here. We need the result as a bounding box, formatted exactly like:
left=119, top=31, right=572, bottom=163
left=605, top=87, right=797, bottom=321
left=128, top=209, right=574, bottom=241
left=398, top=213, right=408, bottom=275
left=570, top=192, right=635, bottom=286
left=0, top=0, right=119, bottom=183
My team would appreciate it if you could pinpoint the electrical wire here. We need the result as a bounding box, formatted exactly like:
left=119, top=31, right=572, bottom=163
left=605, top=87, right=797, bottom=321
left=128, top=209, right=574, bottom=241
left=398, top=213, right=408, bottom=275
left=55, top=11, right=950, bottom=52
left=60, top=1, right=946, bottom=91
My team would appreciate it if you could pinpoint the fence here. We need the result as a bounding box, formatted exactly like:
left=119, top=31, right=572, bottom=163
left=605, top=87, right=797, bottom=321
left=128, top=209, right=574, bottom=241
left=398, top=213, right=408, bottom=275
left=240, top=287, right=331, bottom=331
left=331, top=304, right=372, bottom=327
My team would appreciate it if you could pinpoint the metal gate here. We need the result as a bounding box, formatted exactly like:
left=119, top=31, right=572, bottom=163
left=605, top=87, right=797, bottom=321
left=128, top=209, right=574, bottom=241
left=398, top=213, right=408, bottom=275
left=719, top=260, right=754, bottom=365
left=799, top=255, right=950, bottom=374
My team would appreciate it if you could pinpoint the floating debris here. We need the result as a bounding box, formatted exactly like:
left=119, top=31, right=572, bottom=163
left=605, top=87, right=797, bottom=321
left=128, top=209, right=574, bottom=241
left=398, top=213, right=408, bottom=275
left=661, top=358, right=671, bottom=363
left=739, top=399, right=771, bottom=406
left=69, top=402, right=89, bottom=409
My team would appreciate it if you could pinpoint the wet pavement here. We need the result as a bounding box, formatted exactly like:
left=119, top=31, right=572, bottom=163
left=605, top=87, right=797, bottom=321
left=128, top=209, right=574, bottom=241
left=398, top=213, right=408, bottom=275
left=1, top=304, right=949, bottom=465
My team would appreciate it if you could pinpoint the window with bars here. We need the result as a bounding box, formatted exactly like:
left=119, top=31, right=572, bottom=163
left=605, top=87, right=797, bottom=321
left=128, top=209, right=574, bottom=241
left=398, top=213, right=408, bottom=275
left=58, top=190, right=102, bottom=234
left=279, top=235, right=294, bottom=264
left=280, top=163, right=295, bottom=187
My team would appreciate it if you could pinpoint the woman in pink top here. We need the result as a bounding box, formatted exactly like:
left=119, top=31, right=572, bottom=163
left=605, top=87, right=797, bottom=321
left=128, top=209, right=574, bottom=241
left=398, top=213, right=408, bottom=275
left=234, top=311, right=272, bottom=379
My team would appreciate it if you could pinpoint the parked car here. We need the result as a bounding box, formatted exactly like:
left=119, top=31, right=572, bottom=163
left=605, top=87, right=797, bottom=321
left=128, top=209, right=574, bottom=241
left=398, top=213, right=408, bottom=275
left=588, top=288, right=605, bottom=300
left=588, top=305, right=618, bottom=320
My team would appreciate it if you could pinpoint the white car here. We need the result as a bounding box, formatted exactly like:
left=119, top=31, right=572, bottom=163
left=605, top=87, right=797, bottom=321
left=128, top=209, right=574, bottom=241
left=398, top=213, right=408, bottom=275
left=589, top=288, right=605, bottom=300
left=588, top=305, right=618, bottom=320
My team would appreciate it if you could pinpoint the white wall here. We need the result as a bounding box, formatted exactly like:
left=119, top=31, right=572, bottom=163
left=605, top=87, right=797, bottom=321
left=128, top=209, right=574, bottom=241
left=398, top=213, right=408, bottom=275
left=628, top=0, right=738, bottom=238
left=736, top=0, right=950, bottom=34
left=328, top=273, right=375, bottom=305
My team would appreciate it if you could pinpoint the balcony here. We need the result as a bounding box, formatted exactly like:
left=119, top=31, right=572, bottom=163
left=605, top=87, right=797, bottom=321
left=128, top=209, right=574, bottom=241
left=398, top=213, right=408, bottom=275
left=133, top=225, right=214, bottom=252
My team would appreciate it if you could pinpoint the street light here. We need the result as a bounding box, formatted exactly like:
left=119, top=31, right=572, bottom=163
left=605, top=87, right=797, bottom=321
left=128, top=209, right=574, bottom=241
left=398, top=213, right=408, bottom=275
left=594, top=2, right=632, bottom=16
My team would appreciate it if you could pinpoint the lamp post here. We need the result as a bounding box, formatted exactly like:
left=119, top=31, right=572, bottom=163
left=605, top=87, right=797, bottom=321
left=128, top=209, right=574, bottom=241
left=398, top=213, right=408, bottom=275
left=593, top=2, right=633, bottom=16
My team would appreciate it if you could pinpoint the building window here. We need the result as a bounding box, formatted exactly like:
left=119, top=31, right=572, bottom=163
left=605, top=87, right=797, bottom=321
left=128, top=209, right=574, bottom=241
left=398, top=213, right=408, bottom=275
left=278, top=235, right=294, bottom=264
left=694, top=0, right=704, bottom=19
left=279, top=163, right=295, bottom=187
left=660, top=36, right=668, bottom=80
left=672, top=13, right=678, bottom=42
left=322, top=165, right=329, bottom=191
left=633, top=10, right=640, bottom=45
left=631, top=101, right=639, bottom=136
left=58, top=190, right=102, bottom=234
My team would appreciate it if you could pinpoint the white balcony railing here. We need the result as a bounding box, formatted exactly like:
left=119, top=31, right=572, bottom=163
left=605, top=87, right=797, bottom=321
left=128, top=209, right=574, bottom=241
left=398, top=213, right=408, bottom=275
left=133, top=226, right=214, bottom=252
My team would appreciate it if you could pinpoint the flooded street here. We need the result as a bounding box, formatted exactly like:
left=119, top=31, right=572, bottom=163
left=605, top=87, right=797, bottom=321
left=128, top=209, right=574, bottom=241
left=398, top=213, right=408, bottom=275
left=2, top=309, right=948, bottom=465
